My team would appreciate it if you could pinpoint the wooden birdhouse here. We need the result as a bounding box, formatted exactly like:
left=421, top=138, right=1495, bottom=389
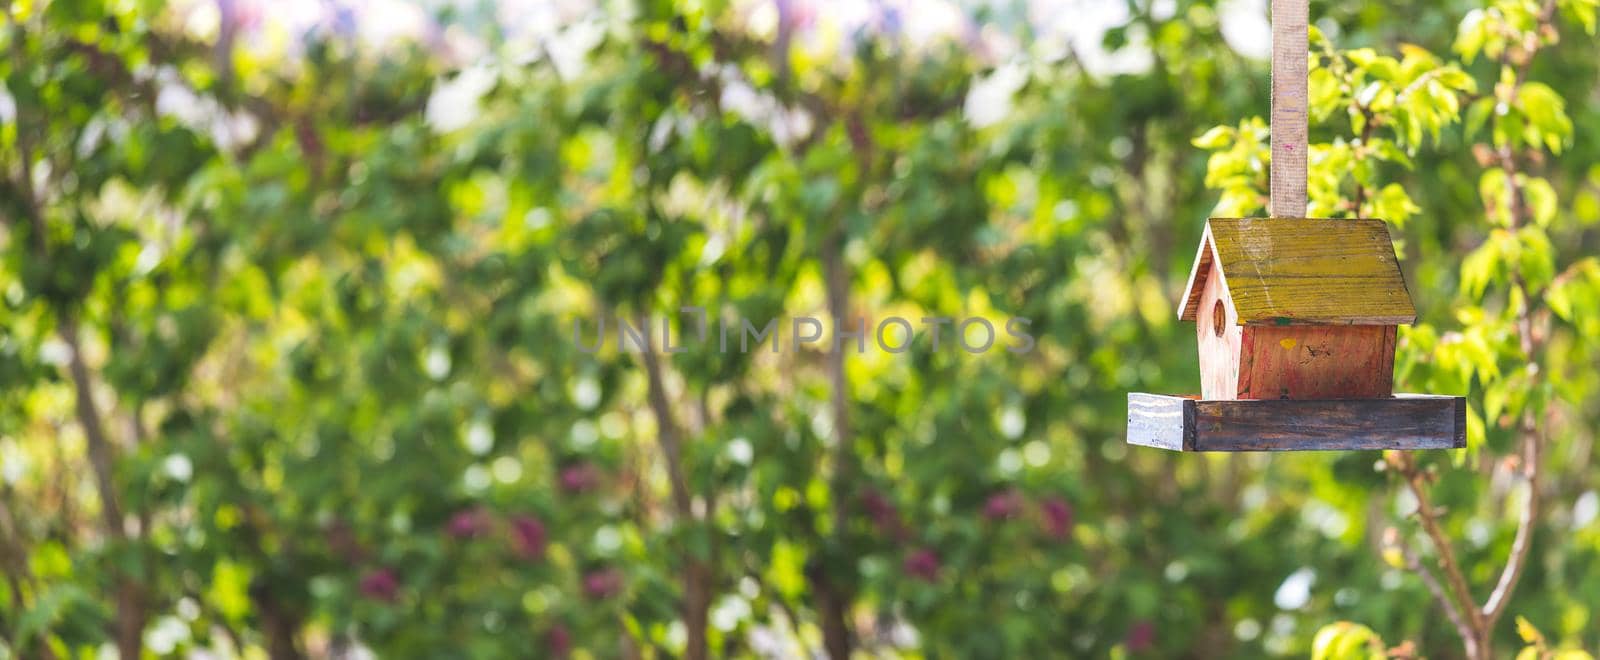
left=1176, top=217, right=1415, bottom=401
left=1124, top=0, right=1463, bottom=451
left=1126, top=216, right=1465, bottom=451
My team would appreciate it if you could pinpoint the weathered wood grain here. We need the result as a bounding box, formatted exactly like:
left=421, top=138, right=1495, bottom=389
left=1197, top=218, right=1416, bottom=325
left=1238, top=324, right=1397, bottom=399
left=1127, top=393, right=1195, bottom=451
left=1269, top=0, right=1309, bottom=218
left=1126, top=393, right=1465, bottom=452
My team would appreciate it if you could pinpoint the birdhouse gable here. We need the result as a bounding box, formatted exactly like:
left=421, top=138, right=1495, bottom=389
left=1177, top=218, right=1417, bottom=326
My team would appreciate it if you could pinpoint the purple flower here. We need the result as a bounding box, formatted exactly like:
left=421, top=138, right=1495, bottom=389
left=583, top=567, right=624, bottom=599
left=1126, top=619, right=1156, bottom=653
left=983, top=489, right=1024, bottom=520
left=1040, top=496, right=1075, bottom=540
left=902, top=548, right=941, bottom=582
left=860, top=488, right=904, bottom=539
left=861, top=488, right=893, bottom=517
left=559, top=463, right=602, bottom=493
left=447, top=507, right=491, bottom=539
left=546, top=624, right=572, bottom=657
left=358, top=568, right=400, bottom=602
left=510, top=514, right=548, bottom=561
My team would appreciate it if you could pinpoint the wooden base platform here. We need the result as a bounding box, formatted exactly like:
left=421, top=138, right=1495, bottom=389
left=1127, top=393, right=1466, bottom=452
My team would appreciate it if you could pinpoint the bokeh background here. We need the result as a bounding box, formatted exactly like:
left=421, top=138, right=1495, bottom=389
left=2, top=0, right=1600, bottom=657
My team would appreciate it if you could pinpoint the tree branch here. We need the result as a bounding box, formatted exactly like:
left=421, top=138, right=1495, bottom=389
left=1391, top=453, right=1483, bottom=636
left=638, top=323, right=712, bottom=660
left=61, top=316, right=147, bottom=658
left=1480, top=405, right=1541, bottom=629
left=640, top=342, right=694, bottom=517
left=61, top=317, right=124, bottom=537
left=813, top=224, right=859, bottom=660
left=7, top=14, right=145, bottom=656
left=1406, top=546, right=1478, bottom=660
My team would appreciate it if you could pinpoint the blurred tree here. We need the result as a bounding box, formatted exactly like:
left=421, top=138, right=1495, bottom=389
left=0, top=0, right=1597, bottom=658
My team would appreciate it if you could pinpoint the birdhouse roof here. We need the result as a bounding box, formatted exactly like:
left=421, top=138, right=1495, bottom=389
left=1177, top=218, right=1417, bottom=325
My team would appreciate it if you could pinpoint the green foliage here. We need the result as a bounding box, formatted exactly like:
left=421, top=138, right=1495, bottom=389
left=1311, top=621, right=1385, bottom=660
left=1514, top=616, right=1597, bottom=660
left=0, top=0, right=1598, bottom=658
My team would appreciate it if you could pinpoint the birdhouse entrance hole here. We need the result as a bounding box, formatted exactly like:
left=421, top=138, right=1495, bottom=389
left=1211, top=300, right=1226, bottom=338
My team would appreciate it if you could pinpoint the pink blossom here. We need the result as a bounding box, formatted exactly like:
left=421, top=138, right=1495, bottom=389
left=983, top=489, right=1024, bottom=520
left=546, top=623, right=572, bottom=657
left=583, top=567, right=624, bottom=599
left=358, top=567, right=399, bottom=602
left=1126, top=619, right=1156, bottom=653
left=1040, top=496, right=1075, bottom=539
left=902, top=548, right=941, bottom=582
left=510, top=514, right=548, bottom=561
left=860, top=488, right=905, bottom=539
left=559, top=463, right=602, bottom=493
left=447, top=507, right=491, bottom=539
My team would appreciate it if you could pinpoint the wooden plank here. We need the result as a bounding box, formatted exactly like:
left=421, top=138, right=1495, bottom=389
left=1127, top=393, right=1194, bottom=451
left=1238, top=325, right=1396, bottom=399
left=1206, top=218, right=1416, bottom=325
left=1192, top=394, right=1462, bottom=450
left=1269, top=0, right=1309, bottom=218
left=1126, top=393, right=1464, bottom=452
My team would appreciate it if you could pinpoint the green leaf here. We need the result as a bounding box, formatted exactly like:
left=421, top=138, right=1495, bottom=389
left=1455, top=9, right=1488, bottom=61
left=1494, top=105, right=1525, bottom=150
left=1547, top=277, right=1574, bottom=320
left=1372, top=139, right=1415, bottom=169
left=1355, top=81, right=1394, bottom=112
left=1372, top=184, right=1421, bottom=227
left=1312, top=621, right=1381, bottom=660
left=1309, top=68, right=1342, bottom=121
left=1464, top=97, right=1495, bottom=138
left=1434, top=66, right=1479, bottom=93
left=1485, top=381, right=1508, bottom=426
left=1517, top=82, right=1573, bottom=154
left=1480, top=168, right=1512, bottom=227
left=1515, top=615, right=1544, bottom=645
left=1461, top=231, right=1507, bottom=298
left=1546, top=258, right=1598, bottom=321
left=1561, top=0, right=1598, bottom=35
left=1466, top=403, right=1487, bottom=453
left=1345, top=48, right=1380, bottom=68
left=1364, top=56, right=1402, bottom=82
left=1309, top=23, right=1329, bottom=48
left=1522, top=176, right=1558, bottom=227
left=1517, top=226, right=1556, bottom=293
left=1192, top=125, right=1235, bottom=149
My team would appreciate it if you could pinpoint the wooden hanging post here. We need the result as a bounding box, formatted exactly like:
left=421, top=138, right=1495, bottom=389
left=1124, top=0, right=1466, bottom=452
left=1269, top=0, right=1309, bottom=219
